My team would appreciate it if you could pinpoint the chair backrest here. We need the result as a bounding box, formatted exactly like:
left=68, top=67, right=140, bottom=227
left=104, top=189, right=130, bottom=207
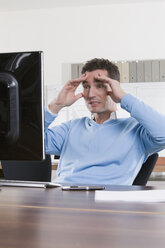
left=132, top=153, right=158, bottom=186
left=1, top=154, right=52, bottom=182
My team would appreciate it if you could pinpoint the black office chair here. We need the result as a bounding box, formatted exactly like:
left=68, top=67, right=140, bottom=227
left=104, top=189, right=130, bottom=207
left=1, top=154, right=52, bottom=182
left=132, top=153, right=158, bottom=186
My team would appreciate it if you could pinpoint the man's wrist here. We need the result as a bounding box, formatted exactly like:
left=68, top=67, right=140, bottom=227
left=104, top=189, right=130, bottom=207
left=48, top=101, right=64, bottom=114
left=119, top=92, right=127, bottom=102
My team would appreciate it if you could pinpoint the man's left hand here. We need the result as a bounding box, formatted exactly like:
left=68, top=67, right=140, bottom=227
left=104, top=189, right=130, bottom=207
left=95, top=74, right=127, bottom=103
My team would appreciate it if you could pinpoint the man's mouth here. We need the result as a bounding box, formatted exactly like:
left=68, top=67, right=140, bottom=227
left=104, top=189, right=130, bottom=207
left=88, top=101, right=100, bottom=107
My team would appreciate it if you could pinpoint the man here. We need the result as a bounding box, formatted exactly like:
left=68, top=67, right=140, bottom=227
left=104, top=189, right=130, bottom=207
left=45, top=58, right=165, bottom=185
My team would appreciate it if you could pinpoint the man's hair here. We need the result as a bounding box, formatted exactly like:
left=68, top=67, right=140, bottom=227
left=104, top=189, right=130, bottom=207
left=81, top=58, right=120, bottom=82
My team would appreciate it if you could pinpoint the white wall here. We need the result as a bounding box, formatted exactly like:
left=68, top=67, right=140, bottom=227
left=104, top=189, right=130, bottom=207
left=0, top=2, right=165, bottom=85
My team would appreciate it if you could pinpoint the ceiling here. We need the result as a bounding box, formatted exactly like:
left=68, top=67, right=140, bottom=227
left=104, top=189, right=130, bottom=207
left=0, top=0, right=164, bottom=12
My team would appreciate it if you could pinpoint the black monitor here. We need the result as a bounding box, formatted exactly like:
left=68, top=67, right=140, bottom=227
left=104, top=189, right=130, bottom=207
left=0, top=51, right=45, bottom=160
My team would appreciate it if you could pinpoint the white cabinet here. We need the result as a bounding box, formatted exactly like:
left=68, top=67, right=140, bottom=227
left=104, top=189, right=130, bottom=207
left=121, top=82, right=165, bottom=115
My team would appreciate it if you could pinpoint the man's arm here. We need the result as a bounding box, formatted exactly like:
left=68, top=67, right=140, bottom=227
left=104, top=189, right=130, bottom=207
left=48, top=74, right=88, bottom=114
left=95, top=74, right=165, bottom=153
left=121, top=94, right=165, bottom=153
left=44, top=108, right=72, bottom=155
left=45, top=74, right=87, bottom=154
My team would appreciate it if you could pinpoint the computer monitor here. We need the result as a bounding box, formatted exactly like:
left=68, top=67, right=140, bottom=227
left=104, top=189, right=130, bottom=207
left=0, top=51, right=45, bottom=160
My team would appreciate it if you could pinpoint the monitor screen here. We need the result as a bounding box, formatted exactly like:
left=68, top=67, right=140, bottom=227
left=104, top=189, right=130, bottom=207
left=0, top=51, right=45, bottom=160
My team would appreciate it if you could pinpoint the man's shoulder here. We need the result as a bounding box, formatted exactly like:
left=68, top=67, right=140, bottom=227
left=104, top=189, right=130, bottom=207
left=116, top=116, right=139, bottom=126
left=70, top=116, right=89, bottom=125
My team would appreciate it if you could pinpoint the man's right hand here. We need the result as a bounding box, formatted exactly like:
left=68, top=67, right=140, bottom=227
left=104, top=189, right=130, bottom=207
left=48, top=74, right=87, bottom=114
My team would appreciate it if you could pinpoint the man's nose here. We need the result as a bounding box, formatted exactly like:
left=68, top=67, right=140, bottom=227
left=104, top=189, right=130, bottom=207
left=88, top=86, right=97, bottom=98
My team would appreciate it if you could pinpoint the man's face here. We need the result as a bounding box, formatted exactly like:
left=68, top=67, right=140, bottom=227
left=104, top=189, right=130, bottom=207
left=82, top=69, right=116, bottom=114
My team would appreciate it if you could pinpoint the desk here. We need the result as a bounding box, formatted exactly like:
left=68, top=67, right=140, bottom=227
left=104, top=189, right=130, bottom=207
left=0, top=185, right=165, bottom=248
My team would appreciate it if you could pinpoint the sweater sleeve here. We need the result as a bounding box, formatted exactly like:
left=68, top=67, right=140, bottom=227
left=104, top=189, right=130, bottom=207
left=120, top=94, right=165, bottom=154
left=44, top=107, right=71, bottom=155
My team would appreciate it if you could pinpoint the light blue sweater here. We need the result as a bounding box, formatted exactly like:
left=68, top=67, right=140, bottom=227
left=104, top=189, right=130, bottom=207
left=45, top=94, right=165, bottom=185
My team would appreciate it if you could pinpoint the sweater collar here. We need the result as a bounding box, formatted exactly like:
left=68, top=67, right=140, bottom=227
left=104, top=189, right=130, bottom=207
left=89, top=112, right=117, bottom=126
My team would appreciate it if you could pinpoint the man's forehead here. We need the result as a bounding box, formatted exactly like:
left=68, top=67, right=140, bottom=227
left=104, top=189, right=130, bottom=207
left=82, top=69, right=108, bottom=84
left=86, top=69, right=108, bottom=76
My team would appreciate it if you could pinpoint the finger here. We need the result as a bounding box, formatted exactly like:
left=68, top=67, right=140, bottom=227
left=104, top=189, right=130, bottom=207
left=75, top=92, right=83, bottom=101
left=80, top=73, right=88, bottom=79
left=70, top=80, right=81, bottom=87
left=93, top=73, right=112, bottom=91
left=71, top=74, right=88, bottom=83
left=94, top=73, right=110, bottom=83
left=104, top=82, right=112, bottom=95
left=69, top=77, right=87, bottom=88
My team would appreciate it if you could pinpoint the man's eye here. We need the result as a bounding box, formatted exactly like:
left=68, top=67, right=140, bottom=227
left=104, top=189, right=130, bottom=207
left=97, top=84, right=103, bottom=88
left=83, top=85, right=90, bottom=89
